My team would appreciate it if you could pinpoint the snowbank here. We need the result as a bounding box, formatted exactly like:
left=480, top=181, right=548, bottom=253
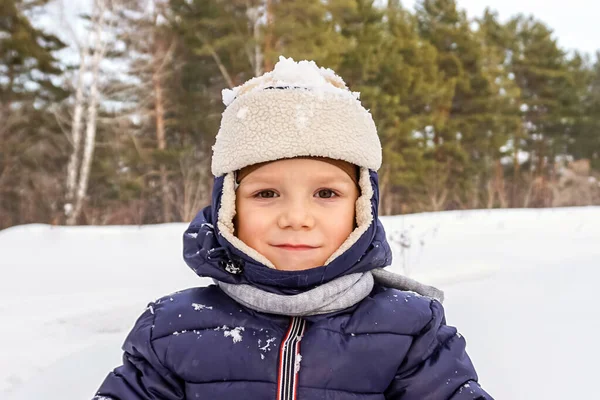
left=2, top=207, right=599, bottom=399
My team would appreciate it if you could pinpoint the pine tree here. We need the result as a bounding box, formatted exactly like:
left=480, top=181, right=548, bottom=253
left=415, top=0, right=501, bottom=210
left=265, top=0, right=353, bottom=71
left=332, top=0, right=452, bottom=213
left=507, top=15, right=580, bottom=206
left=170, top=0, right=257, bottom=85
left=584, top=53, right=600, bottom=170
left=569, top=52, right=600, bottom=170
left=476, top=9, right=522, bottom=208
left=0, top=0, right=69, bottom=228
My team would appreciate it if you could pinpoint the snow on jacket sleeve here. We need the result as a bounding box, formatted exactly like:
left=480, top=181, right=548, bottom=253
left=93, top=304, right=184, bottom=400
left=384, top=299, right=493, bottom=400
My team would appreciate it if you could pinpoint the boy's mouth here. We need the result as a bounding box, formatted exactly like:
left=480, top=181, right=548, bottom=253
left=272, top=244, right=319, bottom=251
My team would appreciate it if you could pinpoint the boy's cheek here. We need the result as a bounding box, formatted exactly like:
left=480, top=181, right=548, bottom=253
left=235, top=215, right=269, bottom=246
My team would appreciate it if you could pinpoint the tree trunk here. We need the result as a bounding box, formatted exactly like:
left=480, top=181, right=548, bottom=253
left=470, top=174, right=480, bottom=209
left=153, top=38, right=170, bottom=223
left=512, top=132, right=520, bottom=207
left=379, top=165, right=392, bottom=215
left=177, top=149, right=210, bottom=221
left=496, top=159, right=508, bottom=208
left=486, top=180, right=495, bottom=209
left=429, top=188, right=448, bottom=212
left=65, top=46, right=89, bottom=212
left=207, top=44, right=235, bottom=88
left=244, top=6, right=263, bottom=77
left=253, top=7, right=263, bottom=77
left=263, top=0, right=274, bottom=72
left=67, top=0, right=107, bottom=225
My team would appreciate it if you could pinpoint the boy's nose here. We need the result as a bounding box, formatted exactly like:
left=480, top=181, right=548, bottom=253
left=277, top=201, right=315, bottom=230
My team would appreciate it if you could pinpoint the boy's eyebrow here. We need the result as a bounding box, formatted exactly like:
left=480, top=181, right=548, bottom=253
left=310, top=175, right=355, bottom=185
left=238, top=174, right=280, bottom=184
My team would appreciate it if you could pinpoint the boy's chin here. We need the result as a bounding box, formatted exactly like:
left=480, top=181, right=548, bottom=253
left=263, top=246, right=329, bottom=271
left=272, top=259, right=324, bottom=272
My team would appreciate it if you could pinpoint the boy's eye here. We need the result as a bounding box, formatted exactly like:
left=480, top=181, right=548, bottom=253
left=255, top=190, right=278, bottom=198
left=316, top=189, right=337, bottom=199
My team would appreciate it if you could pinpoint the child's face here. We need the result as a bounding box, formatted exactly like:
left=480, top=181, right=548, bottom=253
left=235, top=158, right=359, bottom=271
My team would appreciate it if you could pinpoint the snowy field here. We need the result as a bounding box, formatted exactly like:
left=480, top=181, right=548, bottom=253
left=1, top=207, right=599, bottom=399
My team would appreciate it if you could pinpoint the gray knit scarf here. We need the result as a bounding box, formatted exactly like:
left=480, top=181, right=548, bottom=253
left=217, top=269, right=444, bottom=317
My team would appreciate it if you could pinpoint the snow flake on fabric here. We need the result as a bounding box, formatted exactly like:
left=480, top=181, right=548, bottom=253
left=259, top=337, right=276, bottom=352
left=215, top=325, right=245, bottom=343
left=224, top=326, right=244, bottom=343
left=192, top=303, right=213, bottom=311
left=294, top=354, right=303, bottom=373
left=457, top=382, right=476, bottom=395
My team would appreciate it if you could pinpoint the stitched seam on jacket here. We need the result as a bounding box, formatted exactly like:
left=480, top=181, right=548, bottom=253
left=413, top=298, right=445, bottom=362
left=394, top=299, right=440, bottom=377
left=184, top=379, right=276, bottom=385
left=151, top=324, right=283, bottom=341
left=398, top=316, right=462, bottom=380
left=293, top=384, right=380, bottom=395
left=317, top=327, right=414, bottom=337
left=429, top=328, right=461, bottom=360
left=182, top=380, right=381, bottom=395
left=417, top=298, right=438, bottom=337
left=147, top=301, right=186, bottom=389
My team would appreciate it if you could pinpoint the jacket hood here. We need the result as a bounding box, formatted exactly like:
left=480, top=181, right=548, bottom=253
left=183, top=170, right=392, bottom=292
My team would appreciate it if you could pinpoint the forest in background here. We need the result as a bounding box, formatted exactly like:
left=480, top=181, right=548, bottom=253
left=1, top=0, right=599, bottom=228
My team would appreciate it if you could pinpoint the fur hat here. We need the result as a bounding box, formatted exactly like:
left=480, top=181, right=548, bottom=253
left=211, top=56, right=382, bottom=177
left=211, top=57, right=382, bottom=269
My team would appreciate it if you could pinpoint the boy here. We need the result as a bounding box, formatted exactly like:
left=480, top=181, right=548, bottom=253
left=94, top=57, right=492, bottom=399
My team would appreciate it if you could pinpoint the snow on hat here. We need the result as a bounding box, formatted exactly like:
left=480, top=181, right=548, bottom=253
left=211, top=56, right=382, bottom=177
left=212, top=57, right=380, bottom=269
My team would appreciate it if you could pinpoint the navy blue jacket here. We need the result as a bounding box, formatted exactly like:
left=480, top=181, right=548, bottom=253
left=95, top=173, right=492, bottom=399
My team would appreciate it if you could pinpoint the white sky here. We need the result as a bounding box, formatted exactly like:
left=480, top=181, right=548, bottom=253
left=404, top=0, right=598, bottom=57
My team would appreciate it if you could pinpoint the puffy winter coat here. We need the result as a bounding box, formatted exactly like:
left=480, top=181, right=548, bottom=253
left=94, top=172, right=492, bottom=399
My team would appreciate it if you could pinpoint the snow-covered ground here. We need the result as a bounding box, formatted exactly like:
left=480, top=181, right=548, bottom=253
left=1, top=207, right=599, bottom=399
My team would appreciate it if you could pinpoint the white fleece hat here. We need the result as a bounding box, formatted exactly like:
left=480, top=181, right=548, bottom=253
left=212, top=57, right=381, bottom=269
left=211, top=56, right=382, bottom=177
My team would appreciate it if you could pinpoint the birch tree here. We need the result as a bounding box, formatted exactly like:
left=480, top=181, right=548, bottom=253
left=60, top=0, right=90, bottom=216
left=67, top=0, right=113, bottom=225
left=147, top=2, right=178, bottom=221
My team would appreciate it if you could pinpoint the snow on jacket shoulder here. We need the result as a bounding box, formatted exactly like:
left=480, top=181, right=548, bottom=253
left=94, top=285, right=491, bottom=400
